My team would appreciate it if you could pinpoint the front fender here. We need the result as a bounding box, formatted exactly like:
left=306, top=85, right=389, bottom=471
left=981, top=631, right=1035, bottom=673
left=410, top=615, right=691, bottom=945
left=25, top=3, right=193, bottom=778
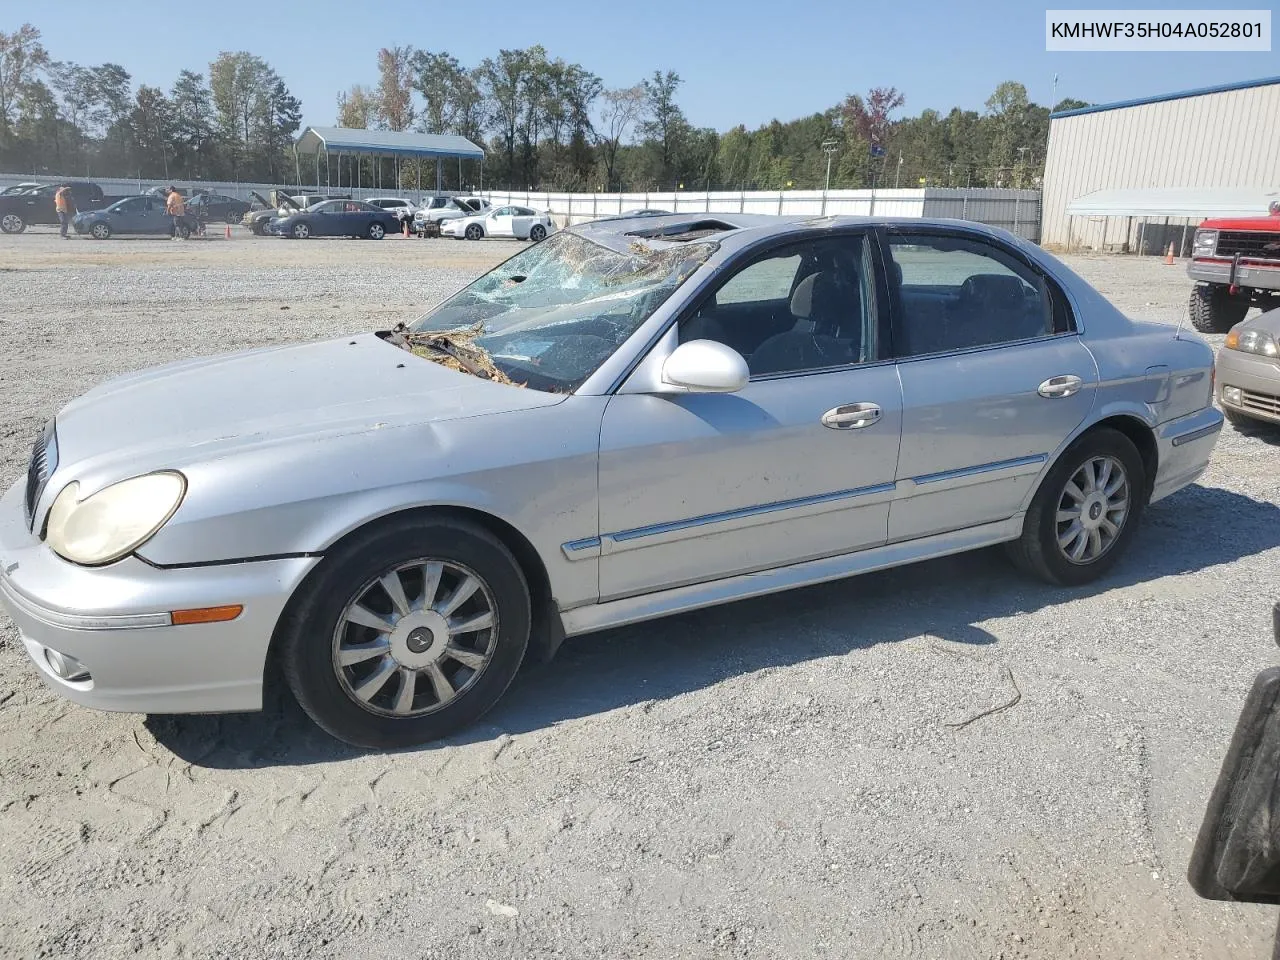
left=134, top=398, right=608, bottom=610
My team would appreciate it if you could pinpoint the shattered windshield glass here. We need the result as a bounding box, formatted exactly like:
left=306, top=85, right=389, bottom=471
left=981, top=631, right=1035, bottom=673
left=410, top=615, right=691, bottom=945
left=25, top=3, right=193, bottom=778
left=404, top=231, right=716, bottom=392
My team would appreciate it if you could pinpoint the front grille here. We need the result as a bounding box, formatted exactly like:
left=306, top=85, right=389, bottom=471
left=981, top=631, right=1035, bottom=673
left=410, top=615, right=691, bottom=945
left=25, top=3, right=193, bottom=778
left=1215, top=231, right=1280, bottom=261
left=1241, top=389, right=1280, bottom=418
left=23, top=421, right=57, bottom=530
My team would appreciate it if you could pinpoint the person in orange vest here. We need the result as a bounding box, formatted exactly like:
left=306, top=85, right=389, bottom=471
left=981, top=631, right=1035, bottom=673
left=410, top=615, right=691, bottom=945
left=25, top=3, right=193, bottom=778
left=54, top=184, right=74, bottom=239
left=165, top=186, right=185, bottom=240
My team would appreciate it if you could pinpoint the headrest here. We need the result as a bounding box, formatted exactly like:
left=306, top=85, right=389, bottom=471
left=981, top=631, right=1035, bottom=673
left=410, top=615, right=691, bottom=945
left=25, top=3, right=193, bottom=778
left=888, top=261, right=903, bottom=286
left=790, top=271, right=846, bottom=320
left=960, top=273, right=1026, bottom=305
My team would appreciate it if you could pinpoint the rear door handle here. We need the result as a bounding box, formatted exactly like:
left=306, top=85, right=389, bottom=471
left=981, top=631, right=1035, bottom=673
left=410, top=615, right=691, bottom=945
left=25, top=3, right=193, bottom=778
left=821, top=402, right=881, bottom=429
left=1038, top=375, right=1083, bottom=399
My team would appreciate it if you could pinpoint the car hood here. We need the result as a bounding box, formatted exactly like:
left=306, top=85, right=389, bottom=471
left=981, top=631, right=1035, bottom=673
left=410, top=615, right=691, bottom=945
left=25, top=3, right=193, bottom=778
left=1237, top=305, right=1280, bottom=336
left=53, top=333, right=564, bottom=479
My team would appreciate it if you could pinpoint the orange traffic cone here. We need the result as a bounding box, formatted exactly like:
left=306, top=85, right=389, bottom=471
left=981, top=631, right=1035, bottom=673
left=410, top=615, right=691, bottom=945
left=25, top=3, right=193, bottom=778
left=224, top=224, right=231, bottom=240
left=1164, top=242, right=1175, bottom=265
left=402, top=218, right=409, bottom=238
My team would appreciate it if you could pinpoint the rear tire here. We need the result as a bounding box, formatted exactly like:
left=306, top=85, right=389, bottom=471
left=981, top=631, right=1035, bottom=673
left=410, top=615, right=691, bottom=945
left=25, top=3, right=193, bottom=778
left=1189, top=284, right=1249, bottom=334
left=1006, top=428, right=1146, bottom=586
left=529, top=224, right=547, bottom=242
left=368, top=221, right=386, bottom=240
left=281, top=515, right=531, bottom=749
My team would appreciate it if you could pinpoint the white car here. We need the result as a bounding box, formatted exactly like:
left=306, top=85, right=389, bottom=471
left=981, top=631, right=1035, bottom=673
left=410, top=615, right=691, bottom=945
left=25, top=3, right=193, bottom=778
left=441, top=205, right=556, bottom=241
left=366, top=197, right=417, bottom=221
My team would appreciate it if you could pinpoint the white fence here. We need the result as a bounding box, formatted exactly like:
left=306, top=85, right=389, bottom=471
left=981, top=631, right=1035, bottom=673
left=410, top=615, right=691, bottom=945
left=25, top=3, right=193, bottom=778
left=483, top=188, right=1043, bottom=241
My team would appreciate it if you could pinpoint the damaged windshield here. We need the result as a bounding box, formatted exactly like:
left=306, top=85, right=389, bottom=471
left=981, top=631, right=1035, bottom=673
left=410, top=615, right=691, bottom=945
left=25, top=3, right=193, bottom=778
left=404, top=231, right=716, bottom=392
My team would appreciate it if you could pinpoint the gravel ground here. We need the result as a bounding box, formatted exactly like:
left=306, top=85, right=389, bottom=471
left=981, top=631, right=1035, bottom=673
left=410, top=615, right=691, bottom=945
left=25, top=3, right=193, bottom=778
left=1, top=231, right=1279, bottom=959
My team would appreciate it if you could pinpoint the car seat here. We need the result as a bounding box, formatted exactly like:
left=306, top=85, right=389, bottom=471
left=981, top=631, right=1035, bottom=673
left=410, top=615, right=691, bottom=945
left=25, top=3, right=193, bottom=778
left=748, top=270, right=861, bottom=375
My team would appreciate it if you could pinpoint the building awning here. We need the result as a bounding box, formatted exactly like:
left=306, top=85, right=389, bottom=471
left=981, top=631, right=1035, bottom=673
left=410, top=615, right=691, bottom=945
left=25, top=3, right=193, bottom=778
left=295, top=126, right=484, bottom=161
left=1066, top=187, right=1279, bottom=218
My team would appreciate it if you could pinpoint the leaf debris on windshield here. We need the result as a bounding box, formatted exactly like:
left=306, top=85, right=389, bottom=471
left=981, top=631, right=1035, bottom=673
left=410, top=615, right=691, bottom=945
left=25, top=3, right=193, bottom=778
left=387, top=322, right=524, bottom=387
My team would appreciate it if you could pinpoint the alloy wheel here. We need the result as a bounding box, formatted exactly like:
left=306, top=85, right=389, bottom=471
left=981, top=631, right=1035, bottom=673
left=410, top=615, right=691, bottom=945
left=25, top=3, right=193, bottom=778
left=1055, top=455, right=1129, bottom=564
left=332, top=559, right=498, bottom=718
left=91, top=223, right=109, bottom=240
left=1, top=214, right=24, bottom=233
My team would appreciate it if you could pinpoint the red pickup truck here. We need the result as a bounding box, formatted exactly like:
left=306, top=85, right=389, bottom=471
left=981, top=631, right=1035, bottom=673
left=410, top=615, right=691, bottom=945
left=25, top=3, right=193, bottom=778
left=1186, top=199, right=1280, bottom=332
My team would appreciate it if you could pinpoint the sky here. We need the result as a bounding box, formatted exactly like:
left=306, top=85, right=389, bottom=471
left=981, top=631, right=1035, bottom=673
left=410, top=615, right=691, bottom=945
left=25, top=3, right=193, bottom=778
left=7, top=0, right=1277, bottom=132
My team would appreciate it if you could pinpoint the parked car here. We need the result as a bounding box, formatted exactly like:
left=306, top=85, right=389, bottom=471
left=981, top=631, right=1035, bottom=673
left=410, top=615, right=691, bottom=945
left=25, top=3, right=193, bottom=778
left=1187, top=198, right=1280, bottom=332
left=412, top=196, right=491, bottom=232
left=183, top=192, right=251, bottom=224
left=1, top=182, right=42, bottom=197
left=0, top=181, right=124, bottom=234
left=441, top=204, right=554, bottom=241
left=269, top=198, right=401, bottom=239
left=247, top=191, right=300, bottom=236
left=366, top=197, right=417, bottom=221
left=1214, top=305, right=1280, bottom=427
left=1189, top=601, right=1280, bottom=946
left=73, top=195, right=195, bottom=240
left=0, top=214, right=1223, bottom=748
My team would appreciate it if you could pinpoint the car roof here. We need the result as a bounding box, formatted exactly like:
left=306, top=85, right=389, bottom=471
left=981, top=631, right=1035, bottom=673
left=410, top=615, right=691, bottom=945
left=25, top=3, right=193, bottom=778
left=570, top=213, right=1019, bottom=254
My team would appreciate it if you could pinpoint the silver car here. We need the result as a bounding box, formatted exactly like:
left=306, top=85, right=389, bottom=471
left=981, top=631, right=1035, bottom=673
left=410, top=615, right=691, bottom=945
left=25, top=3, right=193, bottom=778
left=0, top=214, right=1224, bottom=748
left=1216, top=306, right=1280, bottom=427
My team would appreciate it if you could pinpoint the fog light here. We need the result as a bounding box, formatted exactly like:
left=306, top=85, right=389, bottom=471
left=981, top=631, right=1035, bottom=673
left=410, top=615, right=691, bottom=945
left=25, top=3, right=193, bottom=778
left=1223, top=385, right=1243, bottom=406
left=44, top=648, right=90, bottom=682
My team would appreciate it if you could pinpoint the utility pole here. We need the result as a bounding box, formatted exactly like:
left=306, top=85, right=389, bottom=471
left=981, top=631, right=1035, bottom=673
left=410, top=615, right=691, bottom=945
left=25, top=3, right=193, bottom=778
left=1016, top=146, right=1029, bottom=188
left=821, top=138, right=840, bottom=193
left=895, top=153, right=903, bottom=189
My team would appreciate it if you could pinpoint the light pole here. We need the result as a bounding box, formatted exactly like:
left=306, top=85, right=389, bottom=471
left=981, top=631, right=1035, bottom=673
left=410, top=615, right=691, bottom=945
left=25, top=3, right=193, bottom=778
left=821, top=138, right=840, bottom=193
left=895, top=153, right=903, bottom=189
left=1017, top=146, right=1030, bottom=187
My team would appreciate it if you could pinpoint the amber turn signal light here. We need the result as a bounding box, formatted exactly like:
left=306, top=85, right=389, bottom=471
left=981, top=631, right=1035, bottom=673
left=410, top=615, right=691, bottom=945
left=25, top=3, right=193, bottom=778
left=1225, top=330, right=1240, bottom=350
left=170, top=605, right=243, bottom=625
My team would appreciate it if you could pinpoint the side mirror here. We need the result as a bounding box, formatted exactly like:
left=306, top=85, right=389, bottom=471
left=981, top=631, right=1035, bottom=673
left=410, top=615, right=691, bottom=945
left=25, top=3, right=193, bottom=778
left=661, top=340, right=749, bottom=393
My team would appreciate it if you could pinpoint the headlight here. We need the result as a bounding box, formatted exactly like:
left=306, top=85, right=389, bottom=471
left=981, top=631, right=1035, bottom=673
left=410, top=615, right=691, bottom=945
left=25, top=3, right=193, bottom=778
left=1192, top=229, right=1218, bottom=257
left=45, top=472, right=186, bottom=565
left=1225, top=327, right=1280, bottom=358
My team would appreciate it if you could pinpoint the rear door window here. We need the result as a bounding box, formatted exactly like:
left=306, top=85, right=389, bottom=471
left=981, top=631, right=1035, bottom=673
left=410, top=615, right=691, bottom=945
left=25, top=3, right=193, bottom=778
left=884, top=234, right=1064, bottom=357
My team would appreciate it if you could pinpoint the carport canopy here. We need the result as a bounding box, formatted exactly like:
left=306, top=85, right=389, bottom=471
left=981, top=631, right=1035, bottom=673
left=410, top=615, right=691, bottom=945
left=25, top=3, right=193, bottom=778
left=1066, top=187, right=1279, bottom=218
left=294, top=126, right=485, bottom=194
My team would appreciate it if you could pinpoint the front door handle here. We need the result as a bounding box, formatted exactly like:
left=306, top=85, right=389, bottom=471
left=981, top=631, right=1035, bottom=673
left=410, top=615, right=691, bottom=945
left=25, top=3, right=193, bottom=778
left=1038, top=375, right=1083, bottom=399
left=821, top=402, right=881, bottom=429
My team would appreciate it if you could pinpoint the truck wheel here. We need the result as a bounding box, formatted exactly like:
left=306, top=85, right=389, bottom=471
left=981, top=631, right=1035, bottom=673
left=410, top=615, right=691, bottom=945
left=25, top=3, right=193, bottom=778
left=1, top=213, right=26, bottom=234
left=1189, top=284, right=1249, bottom=334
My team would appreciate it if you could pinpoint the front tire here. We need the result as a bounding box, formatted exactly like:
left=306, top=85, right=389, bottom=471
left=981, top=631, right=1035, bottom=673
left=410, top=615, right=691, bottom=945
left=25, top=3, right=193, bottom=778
left=465, top=223, right=483, bottom=241
left=1, top=213, right=26, bottom=234
left=292, top=222, right=311, bottom=240
left=281, top=515, right=531, bottom=749
left=1189, top=284, right=1249, bottom=334
left=90, top=221, right=111, bottom=240
left=1007, top=428, right=1146, bottom=586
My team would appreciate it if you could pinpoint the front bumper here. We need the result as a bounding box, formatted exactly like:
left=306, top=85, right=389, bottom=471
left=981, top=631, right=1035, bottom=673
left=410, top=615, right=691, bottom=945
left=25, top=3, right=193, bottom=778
left=0, top=478, right=319, bottom=714
left=1216, top=347, right=1280, bottom=424
left=1149, top=405, right=1224, bottom=504
left=1188, top=259, right=1280, bottom=293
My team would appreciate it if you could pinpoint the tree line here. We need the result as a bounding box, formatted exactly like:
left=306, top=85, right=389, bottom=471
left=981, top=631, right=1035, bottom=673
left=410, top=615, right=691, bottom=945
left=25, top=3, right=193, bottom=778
left=0, top=23, right=1088, bottom=191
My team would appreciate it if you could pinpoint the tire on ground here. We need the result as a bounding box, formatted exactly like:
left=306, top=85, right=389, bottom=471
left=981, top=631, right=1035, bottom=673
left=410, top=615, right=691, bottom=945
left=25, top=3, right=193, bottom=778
left=280, top=514, right=531, bottom=749
left=1006, top=427, right=1147, bottom=587
left=1189, top=284, right=1249, bottom=334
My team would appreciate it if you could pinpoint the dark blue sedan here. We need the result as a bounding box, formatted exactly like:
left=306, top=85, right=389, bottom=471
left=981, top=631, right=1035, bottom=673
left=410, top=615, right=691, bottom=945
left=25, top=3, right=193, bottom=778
left=269, top=199, right=401, bottom=240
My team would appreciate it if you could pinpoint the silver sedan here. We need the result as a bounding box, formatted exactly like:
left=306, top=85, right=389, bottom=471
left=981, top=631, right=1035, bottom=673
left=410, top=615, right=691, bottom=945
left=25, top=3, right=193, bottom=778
left=0, top=214, right=1223, bottom=747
